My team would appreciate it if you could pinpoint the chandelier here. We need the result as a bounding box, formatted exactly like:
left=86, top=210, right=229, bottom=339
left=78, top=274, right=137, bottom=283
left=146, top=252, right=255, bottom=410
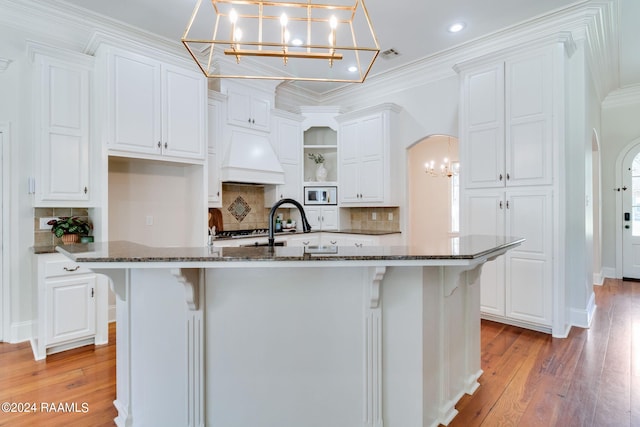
left=182, top=0, right=380, bottom=83
left=425, top=136, right=459, bottom=178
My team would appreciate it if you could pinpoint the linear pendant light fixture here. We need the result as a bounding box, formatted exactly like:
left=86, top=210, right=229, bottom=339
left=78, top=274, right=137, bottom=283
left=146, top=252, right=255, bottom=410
left=182, top=0, right=380, bottom=83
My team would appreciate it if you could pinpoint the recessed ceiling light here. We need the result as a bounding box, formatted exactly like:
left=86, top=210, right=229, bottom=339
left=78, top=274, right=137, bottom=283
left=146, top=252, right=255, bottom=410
left=448, top=22, right=465, bottom=33
left=291, top=38, right=303, bottom=46
left=348, top=66, right=358, bottom=73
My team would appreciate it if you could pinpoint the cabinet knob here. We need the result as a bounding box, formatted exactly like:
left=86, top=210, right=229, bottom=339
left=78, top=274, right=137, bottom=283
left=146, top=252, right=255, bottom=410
left=499, top=174, right=503, bottom=181
left=84, top=186, right=88, bottom=194
left=248, top=118, right=252, bottom=123
left=252, top=119, right=255, bottom=124
left=164, top=142, right=168, bottom=149
left=506, top=201, right=510, bottom=209
left=217, top=191, right=220, bottom=197
left=157, top=141, right=162, bottom=148
left=506, top=173, right=510, bottom=180
left=499, top=201, right=503, bottom=209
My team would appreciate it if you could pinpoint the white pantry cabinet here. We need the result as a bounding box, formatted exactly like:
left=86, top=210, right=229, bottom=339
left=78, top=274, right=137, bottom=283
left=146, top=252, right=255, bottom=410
left=459, top=48, right=553, bottom=190
left=30, top=44, right=93, bottom=206
left=457, top=39, right=570, bottom=335
left=33, top=253, right=108, bottom=360
left=224, top=81, right=271, bottom=132
left=337, top=104, right=401, bottom=206
left=464, top=189, right=553, bottom=327
left=304, top=206, right=338, bottom=231
left=265, top=110, right=304, bottom=205
left=101, top=46, right=206, bottom=162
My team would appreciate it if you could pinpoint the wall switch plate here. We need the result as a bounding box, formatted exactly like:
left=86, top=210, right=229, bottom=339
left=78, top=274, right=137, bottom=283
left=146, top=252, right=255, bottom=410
left=39, top=217, right=57, bottom=230
left=388, top=213, right=393, bottom=221
left=146, top=215, right=153, bottom=226
left=371, top=212, right=377, bottom=220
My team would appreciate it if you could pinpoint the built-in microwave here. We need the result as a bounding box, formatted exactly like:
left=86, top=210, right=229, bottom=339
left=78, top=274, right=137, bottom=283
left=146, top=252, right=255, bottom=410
left=304, top=186, right=337, bottom=205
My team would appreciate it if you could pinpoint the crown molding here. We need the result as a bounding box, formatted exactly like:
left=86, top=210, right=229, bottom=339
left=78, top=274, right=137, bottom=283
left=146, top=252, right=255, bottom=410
left=275, top=0, right=615, bottom=109
left=602, top=84, right=640, bottom=109
left=0, top=58, right=12, bottom=73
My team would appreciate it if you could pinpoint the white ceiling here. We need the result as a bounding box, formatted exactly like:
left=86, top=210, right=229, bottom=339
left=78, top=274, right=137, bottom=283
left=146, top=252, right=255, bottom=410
left=57, top=0, right=639, bottom=95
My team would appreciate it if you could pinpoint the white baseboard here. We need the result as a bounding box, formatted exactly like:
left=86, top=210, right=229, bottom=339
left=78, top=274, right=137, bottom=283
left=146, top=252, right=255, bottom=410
left=593, top=270, right=604, bottom=286
left=601, top=266, right=617, bottom=280
left=570, top=291, right=596, bottom=328
left=10, top=320, right=33, bottom=343
left=109, top=304, right=116, bottom=323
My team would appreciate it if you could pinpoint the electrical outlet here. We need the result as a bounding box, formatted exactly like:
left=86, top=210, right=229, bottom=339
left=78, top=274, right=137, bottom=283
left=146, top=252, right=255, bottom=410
left=371, top=212, right=377, bottom=220
left=39, top=217, right=57, bottom=230
left=388, top=212, right=393, bottom=221
left=146, top=215, right=153, bottom=226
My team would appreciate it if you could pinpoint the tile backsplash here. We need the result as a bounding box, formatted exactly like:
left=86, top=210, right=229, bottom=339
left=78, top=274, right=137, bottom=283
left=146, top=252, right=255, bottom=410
left=347, top=207, right=400, bottom=232
left=220, top=184, right=290, bottom=231
left=34, top=207, right=91, bottom=247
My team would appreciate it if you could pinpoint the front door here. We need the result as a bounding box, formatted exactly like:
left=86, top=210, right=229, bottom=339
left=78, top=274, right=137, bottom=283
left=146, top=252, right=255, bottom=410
left=622, top=144, right=640, bottom=279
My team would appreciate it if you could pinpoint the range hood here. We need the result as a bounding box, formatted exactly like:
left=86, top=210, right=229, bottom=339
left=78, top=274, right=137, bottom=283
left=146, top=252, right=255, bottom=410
left=221, top=129, right=285, bottom=185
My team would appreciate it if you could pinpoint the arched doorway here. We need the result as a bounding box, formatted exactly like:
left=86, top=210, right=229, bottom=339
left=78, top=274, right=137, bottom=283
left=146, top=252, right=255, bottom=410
left=407, top=135, right=459, bottom=247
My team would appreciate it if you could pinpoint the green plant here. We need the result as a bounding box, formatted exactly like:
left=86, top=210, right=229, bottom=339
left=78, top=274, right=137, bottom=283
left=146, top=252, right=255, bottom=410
left=307, top=152, right=325, bottom=164
left=47, top=216, right=92, bottom=238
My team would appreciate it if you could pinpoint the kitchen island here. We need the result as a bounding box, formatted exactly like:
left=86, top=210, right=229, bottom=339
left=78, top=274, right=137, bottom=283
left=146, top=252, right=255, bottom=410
left=58, top=235, right=523, bottom=427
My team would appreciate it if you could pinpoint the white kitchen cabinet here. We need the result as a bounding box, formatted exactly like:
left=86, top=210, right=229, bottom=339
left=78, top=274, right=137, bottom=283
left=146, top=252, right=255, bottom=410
left=304, top=206, right=338, bottom=231
left=103, top=46, right=206, bottom=162
left=33, top=253, right=108, bottom=360
left=460, top=48, right=553, bottom=189
left=337, top=104, right=401, bottom=206
left=464, top=189, right=553, bottom=327
left=265, top=110, right=303, bottom=205
left=225, top=82, right=271, bottom=132
left=30, top=45, right=93, bottom=206
left=322, top=233, right=375, bottom=247
left=287, top=234, right=321, bottom=247
left=208, top=92, right=225, bottom=206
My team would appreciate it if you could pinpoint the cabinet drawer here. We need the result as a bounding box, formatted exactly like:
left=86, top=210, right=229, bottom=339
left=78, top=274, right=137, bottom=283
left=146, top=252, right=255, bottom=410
left=44, top=259, right=92, bottom=278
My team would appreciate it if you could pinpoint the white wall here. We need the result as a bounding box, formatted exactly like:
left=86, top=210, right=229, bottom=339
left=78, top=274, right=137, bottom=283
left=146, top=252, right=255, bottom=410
left=108, top=158, right=205, bottom=247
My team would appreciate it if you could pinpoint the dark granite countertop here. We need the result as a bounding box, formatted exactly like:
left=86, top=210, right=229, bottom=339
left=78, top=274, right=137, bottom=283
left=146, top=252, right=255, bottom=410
left=56, top=235, right=523, bottom=264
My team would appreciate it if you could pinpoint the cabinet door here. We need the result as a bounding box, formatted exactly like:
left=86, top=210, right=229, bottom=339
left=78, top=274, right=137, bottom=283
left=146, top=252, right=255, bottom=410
left=208, top=100, right=222, bottom=205
left=35, top=55, right=90, bottom=203
left=278, top=162, right=301, bottom=200
left=226, top=86, right=271, bottom=131
left=505, top=189, right=552, bottom=326
left=304, top=206, right=322, bottom=230
left=505, top=50, right=553, bottom=186
left=320, top=207, right=338, bottom=230
left=162, top=65, right=206, bottom=160
left=46, top=274, right=96, bottom=345
left=464, top=190, right=505, bottom=316
left=250, top=96, right=271, bottom=131
left=109, top=49, right=162, bottom=155
left=461, top=63, right=505, bottom=189
left=358, top=114, right=385, bottom=202
left=277, top=119, right=301, bottom=165
left=339, top=121, right=360, bottom=202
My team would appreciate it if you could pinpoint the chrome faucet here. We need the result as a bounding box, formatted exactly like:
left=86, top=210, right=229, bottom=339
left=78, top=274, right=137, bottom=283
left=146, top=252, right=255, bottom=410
left=268, top=198, right=312, bottom=247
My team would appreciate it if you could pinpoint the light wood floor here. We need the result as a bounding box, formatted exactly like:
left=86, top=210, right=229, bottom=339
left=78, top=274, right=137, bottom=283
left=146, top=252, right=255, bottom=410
left=0, top=279, right=638, bottom=427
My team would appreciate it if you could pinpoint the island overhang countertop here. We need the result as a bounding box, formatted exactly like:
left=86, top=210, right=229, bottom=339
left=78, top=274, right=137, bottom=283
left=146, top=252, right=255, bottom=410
left=56, top=234, right=524, bottom=267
